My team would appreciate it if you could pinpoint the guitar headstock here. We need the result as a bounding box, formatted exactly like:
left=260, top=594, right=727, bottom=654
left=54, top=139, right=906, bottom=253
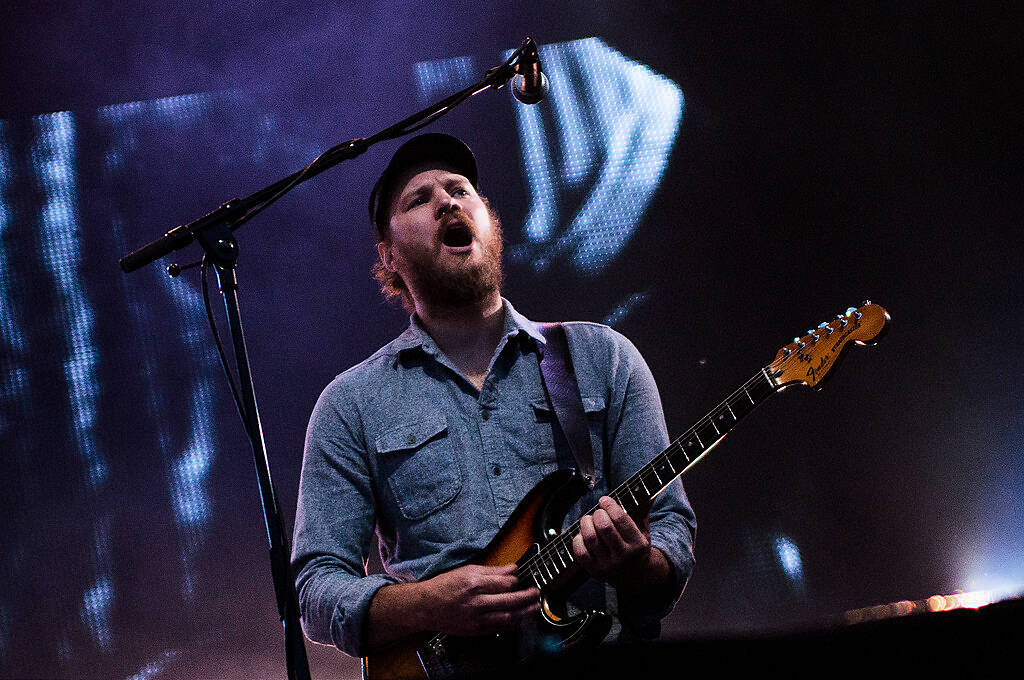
left=768, top=301, right=889, bottom=390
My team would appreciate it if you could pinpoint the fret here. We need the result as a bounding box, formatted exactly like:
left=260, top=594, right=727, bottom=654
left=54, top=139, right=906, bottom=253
left=742, top=385, right=755, bottom=405
left=713, top=409, right=734, bottom=434
left=663, top=455, right=677, bottom=475
left=638, top=476, right=650, bottom=497
left=561, top=540, right=577, bottom=569
left=728, top=392, right=754, bottom=419
left=548, top=546, right=564, bottom=570
left=656, top=458, right=673, bottom=481
left=649, top=465, right=664, bottom=487
left=692, top=430, right=704, bottom=449
left=626, top=477, right=643, bottom=499
left=624, top=482, right=639, bottom=507
left=668, top=445, right=689, bottom=470
left=532, top=571, right=545, bottom=588
left=678, top=440, right=695, bottom=462
left=643, top=469, right=660, bottom=494
left=751, top=371, right=776, bottom=401
left=696, top=421, right=719, bottom=447
left=542, top=559, right=555, bottom=580
left=725, top=401, right=737, bottom=420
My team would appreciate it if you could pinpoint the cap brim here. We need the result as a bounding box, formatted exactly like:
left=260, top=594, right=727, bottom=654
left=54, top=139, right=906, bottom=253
left=369, top=133, right=479, bottom=237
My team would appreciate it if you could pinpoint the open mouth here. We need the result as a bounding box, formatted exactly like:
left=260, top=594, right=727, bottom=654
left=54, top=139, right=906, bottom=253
left=442, top=223, right=473, bottom=248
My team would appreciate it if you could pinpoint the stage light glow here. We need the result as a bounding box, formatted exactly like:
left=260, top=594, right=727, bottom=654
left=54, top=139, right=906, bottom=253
left=413, top=37, right=684, bottom=275
left=601, top=291, right=650, bottom=327
left=81, top=575, right=113, bottom=651
left=775, top=535, right=803, bottom=581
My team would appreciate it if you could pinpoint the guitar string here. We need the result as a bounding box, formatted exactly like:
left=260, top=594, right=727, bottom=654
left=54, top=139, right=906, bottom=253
left=512, top=368, right=774, bottom=584
left=513, top=370, right=769, bottom=581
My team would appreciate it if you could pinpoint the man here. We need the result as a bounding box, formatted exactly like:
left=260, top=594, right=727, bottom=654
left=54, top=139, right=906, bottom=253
left=291, top=133, right=696, bottom=661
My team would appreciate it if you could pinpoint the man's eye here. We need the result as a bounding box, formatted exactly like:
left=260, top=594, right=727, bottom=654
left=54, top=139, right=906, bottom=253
left=452, top=187, right=469, bottom=197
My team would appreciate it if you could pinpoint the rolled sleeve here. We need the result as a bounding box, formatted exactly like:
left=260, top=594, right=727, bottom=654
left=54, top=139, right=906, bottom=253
left=295, top=560, right=399, bottom=657
left=292, top=378, right=396, bottom=658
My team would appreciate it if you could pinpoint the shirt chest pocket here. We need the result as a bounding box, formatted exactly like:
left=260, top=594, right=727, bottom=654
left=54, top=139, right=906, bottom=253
left=376, top=415, right=463, bottom=521
left=529, top=395, right=608, bottom=465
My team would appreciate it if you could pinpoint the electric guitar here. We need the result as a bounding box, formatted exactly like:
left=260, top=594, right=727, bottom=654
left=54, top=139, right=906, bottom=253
left=363, top=301, right=890, bottom=680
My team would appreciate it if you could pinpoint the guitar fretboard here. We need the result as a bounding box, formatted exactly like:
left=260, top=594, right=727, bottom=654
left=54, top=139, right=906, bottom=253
left=516, top=367, right=779, bottom=590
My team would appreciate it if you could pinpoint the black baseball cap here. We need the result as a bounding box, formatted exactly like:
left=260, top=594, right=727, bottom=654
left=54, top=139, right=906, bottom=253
left=368, top=133, right=479, bottom=240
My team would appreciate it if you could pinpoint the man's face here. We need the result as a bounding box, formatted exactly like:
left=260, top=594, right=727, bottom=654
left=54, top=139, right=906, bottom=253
left=378, top=163, right=503, bottom=310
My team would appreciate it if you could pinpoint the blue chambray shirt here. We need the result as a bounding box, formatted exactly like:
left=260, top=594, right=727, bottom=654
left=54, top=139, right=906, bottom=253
left=291, top=299, right=696, bottom=657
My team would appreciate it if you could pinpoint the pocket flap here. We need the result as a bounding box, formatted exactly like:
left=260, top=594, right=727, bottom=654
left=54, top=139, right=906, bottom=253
left=530, top=395, right=606, bottom=415
left=376, top=415, right=448, bottom=454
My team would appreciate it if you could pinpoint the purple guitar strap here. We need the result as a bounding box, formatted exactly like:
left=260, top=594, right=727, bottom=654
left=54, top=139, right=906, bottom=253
left=538, top=322, right=596, bottom=490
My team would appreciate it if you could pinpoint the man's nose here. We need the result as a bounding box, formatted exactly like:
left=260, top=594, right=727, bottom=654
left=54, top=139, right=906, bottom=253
left=436, top=196, right=462, bottom=218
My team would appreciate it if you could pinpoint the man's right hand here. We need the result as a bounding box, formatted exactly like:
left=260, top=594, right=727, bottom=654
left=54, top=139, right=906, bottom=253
left=422, top=563, right=540, bottom=636
left=367, top=563, right=540, bottom=650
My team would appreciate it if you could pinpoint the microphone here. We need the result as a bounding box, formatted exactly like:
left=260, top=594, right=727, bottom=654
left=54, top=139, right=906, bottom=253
left=512, top=37, right=549, bottom=105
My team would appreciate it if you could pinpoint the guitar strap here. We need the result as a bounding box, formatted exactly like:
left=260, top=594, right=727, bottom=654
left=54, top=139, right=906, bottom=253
left=538, top=322, right=596, bottom=489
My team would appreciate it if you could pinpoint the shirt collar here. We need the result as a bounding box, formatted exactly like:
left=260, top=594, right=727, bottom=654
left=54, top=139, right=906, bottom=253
left=390, top=297, right=546, bottom=358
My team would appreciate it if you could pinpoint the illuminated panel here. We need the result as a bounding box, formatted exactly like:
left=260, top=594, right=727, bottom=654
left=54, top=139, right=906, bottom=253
left=515, top=38, right=683, bottom=273
left=0, top=122, right=22, bottom=357
left=0, top=120, right=30, bottom=453
left=29, top=111, right=114, bottom=650
left=413, top=38, right=683, bottom=275
left=0, top=120, right=24, bottom=662
left=31, top=112, right=107, bottom=490
left=99, top=93, right=230, bottom=594
left=511, top=38, right=684, bottom=274
left=414, top=55, right=478, bottom=106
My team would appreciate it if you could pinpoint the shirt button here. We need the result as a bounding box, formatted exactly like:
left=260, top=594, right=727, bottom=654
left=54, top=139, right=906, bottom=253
left=481, top=410, right=490, bottom=421
left=406, top=434, right=416, bottom=445
left=492, top=465, right=501, bottom=476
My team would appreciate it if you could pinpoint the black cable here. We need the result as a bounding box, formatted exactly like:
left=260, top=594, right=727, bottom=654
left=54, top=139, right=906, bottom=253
left=201, top=253, right=248, bottom=423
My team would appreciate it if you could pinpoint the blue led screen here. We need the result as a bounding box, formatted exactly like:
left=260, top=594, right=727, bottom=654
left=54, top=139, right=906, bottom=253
left=1, top=5, right=1021, bottom=679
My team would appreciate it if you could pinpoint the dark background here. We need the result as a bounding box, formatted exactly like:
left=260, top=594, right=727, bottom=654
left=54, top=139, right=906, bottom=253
left=1, top=3, right=1020, bottom=678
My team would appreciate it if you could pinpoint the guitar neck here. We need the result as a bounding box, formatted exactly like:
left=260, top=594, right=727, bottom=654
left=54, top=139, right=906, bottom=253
left=519, top=367, right=779, bottom=590
left=612, top=367, right=779, bottom=512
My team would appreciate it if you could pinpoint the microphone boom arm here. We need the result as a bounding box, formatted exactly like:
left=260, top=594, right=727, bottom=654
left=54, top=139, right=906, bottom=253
left=118, top=42, right=528, bottom=272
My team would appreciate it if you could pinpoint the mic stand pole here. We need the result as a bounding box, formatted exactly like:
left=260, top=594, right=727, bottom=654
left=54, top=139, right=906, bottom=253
left=197, top=224, right=312, bottom=680
left=119, top=38, right=536, bottom=680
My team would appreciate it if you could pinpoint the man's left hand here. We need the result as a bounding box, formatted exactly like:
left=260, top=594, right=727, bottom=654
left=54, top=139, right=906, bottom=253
left=572, top=495, right=665, bottom=590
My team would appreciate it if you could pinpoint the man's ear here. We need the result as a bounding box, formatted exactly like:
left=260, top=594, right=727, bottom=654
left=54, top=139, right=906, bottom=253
left=377, top=241, right=392, bottom=270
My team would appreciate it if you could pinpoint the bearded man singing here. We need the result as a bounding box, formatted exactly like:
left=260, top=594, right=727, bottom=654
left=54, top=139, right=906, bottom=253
left=290, top=134, right=696, bottom=669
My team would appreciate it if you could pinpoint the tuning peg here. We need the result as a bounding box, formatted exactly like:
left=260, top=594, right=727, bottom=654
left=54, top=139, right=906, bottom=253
left=793, top=338, right=806, bottom=349
left=836, top=315, right=848, bottom=327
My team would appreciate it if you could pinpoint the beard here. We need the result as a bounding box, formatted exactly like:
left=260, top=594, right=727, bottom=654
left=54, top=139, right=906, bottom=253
left=403, top=213, right=504, bottom=311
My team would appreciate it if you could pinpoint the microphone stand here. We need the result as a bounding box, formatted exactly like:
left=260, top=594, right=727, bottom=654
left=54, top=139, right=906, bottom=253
left=119, top=38, right=537, bottom=680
